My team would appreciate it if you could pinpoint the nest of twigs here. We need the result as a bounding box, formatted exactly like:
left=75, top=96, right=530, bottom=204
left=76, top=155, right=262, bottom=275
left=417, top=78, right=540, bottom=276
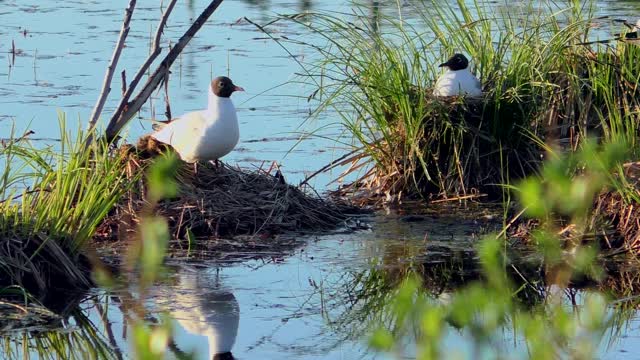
left=97, top=150, right=355, bottom=244
left=506, top=162, right=640, bottom=256
left=592, top=162, right=640, bottom=252
left=330, top=95, right=543, bottom=207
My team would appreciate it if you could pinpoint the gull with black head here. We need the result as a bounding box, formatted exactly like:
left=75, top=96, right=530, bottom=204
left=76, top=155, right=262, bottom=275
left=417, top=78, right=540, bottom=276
left=149, top=76, right=244, bottom=166
left=433, top=53, right=482, bottom=98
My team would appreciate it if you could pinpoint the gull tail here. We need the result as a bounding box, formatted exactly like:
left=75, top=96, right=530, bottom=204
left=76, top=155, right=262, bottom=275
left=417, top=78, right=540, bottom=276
left=151, top=119, right=173, bottom=131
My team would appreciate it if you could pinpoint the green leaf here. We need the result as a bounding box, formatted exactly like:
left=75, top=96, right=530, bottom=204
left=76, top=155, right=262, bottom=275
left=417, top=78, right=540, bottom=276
left=147, top=153, right=179, bottom=203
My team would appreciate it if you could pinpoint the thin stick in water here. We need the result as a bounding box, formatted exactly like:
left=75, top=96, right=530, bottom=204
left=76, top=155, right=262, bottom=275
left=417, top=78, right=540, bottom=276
left=88, top=0, right=137, bottom=131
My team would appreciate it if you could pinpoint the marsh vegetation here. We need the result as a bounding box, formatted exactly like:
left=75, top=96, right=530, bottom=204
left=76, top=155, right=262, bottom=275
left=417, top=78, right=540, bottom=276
left=265, top=0, right=640, bottom=204
left=3, top=0, right=640, bottom=359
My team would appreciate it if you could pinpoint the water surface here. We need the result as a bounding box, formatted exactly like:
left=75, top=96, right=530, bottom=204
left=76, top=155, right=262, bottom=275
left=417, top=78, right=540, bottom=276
left=3, top=0, right=640, bottom=359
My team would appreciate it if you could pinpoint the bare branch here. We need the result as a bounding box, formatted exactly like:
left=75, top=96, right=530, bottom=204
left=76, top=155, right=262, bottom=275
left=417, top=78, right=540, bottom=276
left=164, top=67, right=172, bottom=120
left=87, top=0, right=137, bottom=131
left=105, top=0, right=225, bottom=141
left=154, top=0, right=177, bottom=50
left=109, top=0, right=178, bottom=132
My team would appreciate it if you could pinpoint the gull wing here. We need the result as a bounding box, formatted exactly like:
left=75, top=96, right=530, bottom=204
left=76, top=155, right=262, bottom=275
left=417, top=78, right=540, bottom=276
left=151, top=111, right=207, bottom=162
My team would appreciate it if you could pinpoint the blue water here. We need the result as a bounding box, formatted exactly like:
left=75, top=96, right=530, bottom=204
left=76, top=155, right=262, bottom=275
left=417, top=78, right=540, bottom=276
left=2, top=0, right=640, bottom=359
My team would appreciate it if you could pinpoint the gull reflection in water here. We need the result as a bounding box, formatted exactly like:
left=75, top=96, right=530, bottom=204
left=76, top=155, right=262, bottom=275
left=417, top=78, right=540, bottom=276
left=165, top=267, right=240, bottom=360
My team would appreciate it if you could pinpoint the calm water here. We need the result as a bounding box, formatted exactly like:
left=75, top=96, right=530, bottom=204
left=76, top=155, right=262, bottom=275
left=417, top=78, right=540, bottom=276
left=3, top=0, right=640, bottom=359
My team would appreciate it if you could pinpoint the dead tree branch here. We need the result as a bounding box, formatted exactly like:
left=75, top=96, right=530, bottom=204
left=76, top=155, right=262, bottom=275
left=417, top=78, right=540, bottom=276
left=87, top=0, right=137, bottom=131
left=109, top=0, right=178, bottom=133
left=105, top=0, right=225, bottom=142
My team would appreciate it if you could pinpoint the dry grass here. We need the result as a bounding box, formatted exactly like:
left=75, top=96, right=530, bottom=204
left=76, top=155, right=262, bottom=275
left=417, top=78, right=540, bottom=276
left=506, top=161, right=640, bottom=257
left=592, top=163, right=640, bottom=252
left=0, top=234, right=93, bottom=293
left=96, top=149, right=356, bottom=248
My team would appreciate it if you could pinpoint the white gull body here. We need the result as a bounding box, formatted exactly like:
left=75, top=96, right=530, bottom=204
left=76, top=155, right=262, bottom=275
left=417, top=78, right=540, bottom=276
left=433, top=67, right=482, bottom=97
left=623, top=19, right=640, bottom=40
left=151, top=82, right=240, bottom=163
left=433, top=53, right=482, bottom=97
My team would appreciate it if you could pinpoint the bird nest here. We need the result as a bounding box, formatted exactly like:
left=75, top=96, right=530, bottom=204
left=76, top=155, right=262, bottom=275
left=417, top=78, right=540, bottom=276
left=591, top=162, right=640, bottom=252
left=505, top=162, right=640, bottom=258
left=96, top=149, right=356, bottom=252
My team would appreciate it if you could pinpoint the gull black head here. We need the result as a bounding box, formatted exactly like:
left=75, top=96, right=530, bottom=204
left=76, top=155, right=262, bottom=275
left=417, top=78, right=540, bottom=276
left=211, top=76, right=245, bottom=98
left=439, top=53, right=469, bottom=71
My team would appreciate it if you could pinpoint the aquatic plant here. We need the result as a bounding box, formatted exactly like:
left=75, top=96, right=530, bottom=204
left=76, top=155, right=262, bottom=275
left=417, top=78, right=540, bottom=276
left=119, top=154, right=180, bottom=360
left=0, top=303, right=117, bottom=360
left=368, top=140, right=630, bottom=359
left=0, top=114, right=139, bottom=293
left=0, top=155, right=190, bottom=360
left=262, top=0, right=640, bottom=203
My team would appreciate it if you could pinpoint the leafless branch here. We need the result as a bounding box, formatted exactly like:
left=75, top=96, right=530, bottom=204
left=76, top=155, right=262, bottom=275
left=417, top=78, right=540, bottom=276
left=0, top=130, right=35, bottom=149
left=108, top=0, right=178, bottom=133
left=164, top=69, right=172, bottom=119
left=105, top=0, right=225, bottom=141
left=87, top=0, right=137, bottom=131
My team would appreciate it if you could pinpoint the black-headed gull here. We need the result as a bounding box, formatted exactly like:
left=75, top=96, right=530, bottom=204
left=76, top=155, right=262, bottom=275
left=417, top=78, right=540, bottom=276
left=151, top=76, right=244, bottom=164
left=433, top=53, right=482, bottom=97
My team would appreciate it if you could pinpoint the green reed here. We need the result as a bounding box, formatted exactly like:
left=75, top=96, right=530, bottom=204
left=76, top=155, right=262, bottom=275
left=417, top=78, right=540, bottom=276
left=269, top=0, right=639, bottom=200
left=0, top=113, right=139, bottom=290
left=369, top=140, right=628, bottom=359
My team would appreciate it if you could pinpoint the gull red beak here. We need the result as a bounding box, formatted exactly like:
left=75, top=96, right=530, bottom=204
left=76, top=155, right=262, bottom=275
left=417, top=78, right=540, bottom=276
left=233, top=85, right=245, bottom=92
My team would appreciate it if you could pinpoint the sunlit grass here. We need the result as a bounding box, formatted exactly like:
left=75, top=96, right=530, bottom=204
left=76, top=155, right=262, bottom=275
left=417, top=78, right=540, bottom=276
left=0, top=147, right=185, bottom=360
left=265, top=0, right=640, bottom=202
left=0, top=113, right=139, bottom=291
left=366, top=140, right=629, bottom=359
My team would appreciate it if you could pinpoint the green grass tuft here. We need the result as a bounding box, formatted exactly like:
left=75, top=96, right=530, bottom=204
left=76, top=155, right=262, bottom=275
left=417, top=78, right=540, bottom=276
left=0, top=113, right=140, bottom=293
left=268, top=0, right=640, bottom=203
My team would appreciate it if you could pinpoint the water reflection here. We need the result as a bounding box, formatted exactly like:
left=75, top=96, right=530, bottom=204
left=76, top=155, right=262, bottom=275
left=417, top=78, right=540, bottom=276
left=158, top=267, right=240, bottom=360
left=240, top=0, right=313, bottom=12
left=318, top=251, right=640, bottom=358
left=3, top=232, right=640, bottom=359
left=0, top=295, right=117, bottom=360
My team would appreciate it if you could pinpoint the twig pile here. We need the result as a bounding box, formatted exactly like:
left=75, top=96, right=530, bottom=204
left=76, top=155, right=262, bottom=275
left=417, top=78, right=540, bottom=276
left=97, top=153, right=353, bottom=242
left=592, top=162, right=640, bottom=252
